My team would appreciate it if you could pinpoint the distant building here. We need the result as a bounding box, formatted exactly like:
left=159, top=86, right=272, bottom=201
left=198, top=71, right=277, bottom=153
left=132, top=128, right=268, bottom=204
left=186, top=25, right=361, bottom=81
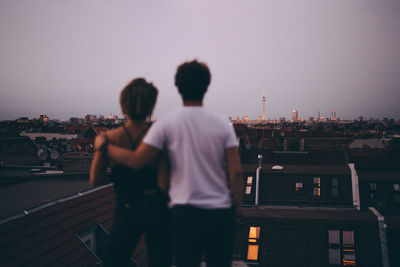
left=292, top=110, right=298, bottom=122
left=84, top=114, right=97, bottom=123
left=106, top=115, right=118, bottom=120
left=69, top=117, right=79, bottom=125
left=331, top=110, right=337, bottom=121
left=39, top=114, right=49, bottom=123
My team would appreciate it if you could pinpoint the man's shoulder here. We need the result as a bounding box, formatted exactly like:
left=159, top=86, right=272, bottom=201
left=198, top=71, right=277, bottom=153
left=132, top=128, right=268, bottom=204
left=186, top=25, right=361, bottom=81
left=153, top=109, right=182, bottom=124
left=203, top=109, right=231, bottom=124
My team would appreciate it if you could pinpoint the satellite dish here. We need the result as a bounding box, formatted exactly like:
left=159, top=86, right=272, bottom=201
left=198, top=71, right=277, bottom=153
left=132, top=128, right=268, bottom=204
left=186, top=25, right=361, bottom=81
left=38, top=149, right=48, bottom=161
left=50, top=150, right=60, bottom=160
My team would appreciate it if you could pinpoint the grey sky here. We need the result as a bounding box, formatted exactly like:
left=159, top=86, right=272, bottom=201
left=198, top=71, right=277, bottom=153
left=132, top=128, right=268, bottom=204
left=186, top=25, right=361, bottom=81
left=1, top=0, right=399, bottom=121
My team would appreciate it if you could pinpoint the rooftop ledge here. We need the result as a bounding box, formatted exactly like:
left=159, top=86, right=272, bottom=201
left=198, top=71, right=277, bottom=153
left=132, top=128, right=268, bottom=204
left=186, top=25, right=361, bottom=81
left=0, top=183, right=112, bottom=225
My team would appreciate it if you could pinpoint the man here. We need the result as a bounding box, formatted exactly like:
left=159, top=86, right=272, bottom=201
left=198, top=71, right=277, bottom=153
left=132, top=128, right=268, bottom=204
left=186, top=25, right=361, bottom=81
left=96, top=60, right=243, bottom=267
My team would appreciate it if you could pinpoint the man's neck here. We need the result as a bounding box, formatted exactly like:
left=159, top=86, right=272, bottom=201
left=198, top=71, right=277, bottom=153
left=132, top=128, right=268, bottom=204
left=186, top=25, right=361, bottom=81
left=183, top=100, right=203, bottom=107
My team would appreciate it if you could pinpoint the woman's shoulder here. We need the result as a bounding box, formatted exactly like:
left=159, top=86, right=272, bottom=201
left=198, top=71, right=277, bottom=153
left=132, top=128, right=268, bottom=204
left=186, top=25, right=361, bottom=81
left=104, top=127, right=128, bottom=145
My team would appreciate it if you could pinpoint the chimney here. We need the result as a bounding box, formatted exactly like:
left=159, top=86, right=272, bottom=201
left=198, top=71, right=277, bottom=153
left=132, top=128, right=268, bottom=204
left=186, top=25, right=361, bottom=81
left=255, top=154, right=263, bottom=206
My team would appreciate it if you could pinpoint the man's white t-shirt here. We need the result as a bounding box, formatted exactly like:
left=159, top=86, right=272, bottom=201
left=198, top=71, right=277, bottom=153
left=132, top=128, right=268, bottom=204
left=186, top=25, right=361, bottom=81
left=143, top=106, right=238, bottom=209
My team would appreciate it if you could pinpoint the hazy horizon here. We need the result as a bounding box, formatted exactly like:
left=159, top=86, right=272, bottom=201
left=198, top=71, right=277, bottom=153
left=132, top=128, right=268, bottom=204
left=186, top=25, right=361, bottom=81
left=1, top=0, right=400, bottom=121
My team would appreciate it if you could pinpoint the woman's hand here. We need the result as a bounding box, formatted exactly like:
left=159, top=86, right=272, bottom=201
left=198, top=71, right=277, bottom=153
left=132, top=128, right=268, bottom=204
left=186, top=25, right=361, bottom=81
left=94, top=134, right=107, bottom=152
left=90, top=133, right=109, bottom=186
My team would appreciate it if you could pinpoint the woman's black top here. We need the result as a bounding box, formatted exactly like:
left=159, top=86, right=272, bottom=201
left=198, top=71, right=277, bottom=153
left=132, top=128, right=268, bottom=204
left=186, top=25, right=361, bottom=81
left=109, top=126, right=159, bottom=204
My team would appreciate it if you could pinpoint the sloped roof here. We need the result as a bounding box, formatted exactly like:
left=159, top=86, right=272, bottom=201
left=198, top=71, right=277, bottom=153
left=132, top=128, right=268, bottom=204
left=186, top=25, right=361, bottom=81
left=65, top=125, right=91, bottom=133
left=242, top=164, right=350, bottom=176
left=357, top=170, right=400, bottom=181
left=242, top=206, right=377, bottom=222
left=349, top=138, right=385, bottom=149
left=0, top=173, right=93, bottom=220
left=20, top=132, right=78, bottom=141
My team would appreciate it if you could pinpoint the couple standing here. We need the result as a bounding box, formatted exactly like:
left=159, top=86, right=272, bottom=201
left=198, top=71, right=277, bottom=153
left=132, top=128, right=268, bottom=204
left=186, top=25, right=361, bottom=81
left=91, top=60, right=243, bottom=267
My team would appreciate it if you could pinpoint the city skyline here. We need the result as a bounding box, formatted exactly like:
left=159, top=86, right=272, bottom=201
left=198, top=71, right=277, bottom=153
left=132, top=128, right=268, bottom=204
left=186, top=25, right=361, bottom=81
left=1, top=0, right=400, bottom=121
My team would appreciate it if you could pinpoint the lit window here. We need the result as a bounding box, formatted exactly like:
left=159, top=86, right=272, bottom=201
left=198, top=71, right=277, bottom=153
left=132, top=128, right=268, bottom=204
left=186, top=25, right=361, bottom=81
left=295, top=182, right=303, bottom=192
left=245, top=186, right=252, bottom=194
left=313, top=187, right=320, bottom=196
left=245, top=176, right=253, bottom=195
left=247, top=245, right=259, bottom=260
left=343, top=250, right=356, bottom=266
left=247, top=226, right=260, bottom=261
left=313, top=177, right=321, bottom=197
left=249, top=226, right=260, bottom=238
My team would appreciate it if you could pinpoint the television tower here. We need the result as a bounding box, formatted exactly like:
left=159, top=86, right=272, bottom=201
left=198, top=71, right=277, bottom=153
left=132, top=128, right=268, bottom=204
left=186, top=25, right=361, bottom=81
left=262, top=92, right=266, bottom=121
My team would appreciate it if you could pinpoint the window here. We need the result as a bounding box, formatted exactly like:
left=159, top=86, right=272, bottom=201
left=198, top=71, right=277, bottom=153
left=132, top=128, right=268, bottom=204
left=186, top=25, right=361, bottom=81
left=332, top=178, right=339, bottom=197
left=295, top=182, right=303, bottom=193
left=369, top=183, right=377, bottom=192
left=81, top=231, right=96, bottom=252
left=342, top=231, right=356, bottom=266
left=247, top=226, right=260, bottom=261
left=76, top=224, right=110, bottom=260
left=329, top=248, right=341, bottom=264
left=245, top=176, right=253, bottom=194
left=394, top=184, right=400, bottom=191
left=313, top=177, right=321, bottom=196
left=328, top=230, right=340, bottom=264
left=370, top=183, right=377, bottom=201
left=394, top=184, right=400, bottom=203
left=329, top=230, right=340, bottom=244
left=328, top=230, right=356, bottom=266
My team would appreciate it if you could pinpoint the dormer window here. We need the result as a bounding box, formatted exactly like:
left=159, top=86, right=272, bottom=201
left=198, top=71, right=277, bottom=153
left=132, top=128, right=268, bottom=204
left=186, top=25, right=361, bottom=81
left=313, top=177, right=321, bottom=197
left=247, top=226, right=261, bottom=262
left=245, top=176, right=253, bottom=194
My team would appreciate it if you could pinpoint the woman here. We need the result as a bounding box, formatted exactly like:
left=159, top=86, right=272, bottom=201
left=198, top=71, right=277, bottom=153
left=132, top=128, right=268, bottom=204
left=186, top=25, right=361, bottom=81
left=90, top=78, right=171, bottom=267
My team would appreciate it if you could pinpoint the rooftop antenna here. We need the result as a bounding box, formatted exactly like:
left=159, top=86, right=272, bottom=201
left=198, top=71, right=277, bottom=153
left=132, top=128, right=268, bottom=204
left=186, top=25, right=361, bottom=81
left=262, top=91, right=266, bottom=121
